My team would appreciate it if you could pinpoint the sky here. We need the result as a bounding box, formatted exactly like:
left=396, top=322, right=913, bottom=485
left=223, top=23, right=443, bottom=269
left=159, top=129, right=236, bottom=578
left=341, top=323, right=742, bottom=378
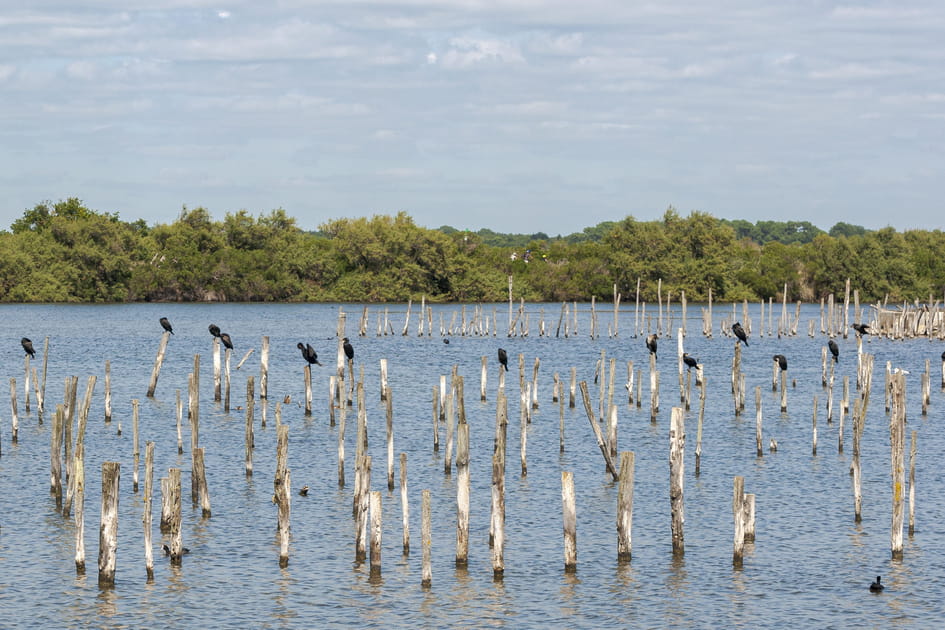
left=1, top=1, right=943, bottom=236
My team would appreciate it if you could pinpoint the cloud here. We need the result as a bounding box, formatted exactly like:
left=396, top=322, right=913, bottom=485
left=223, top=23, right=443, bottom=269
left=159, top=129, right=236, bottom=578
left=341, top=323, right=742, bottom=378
left=439, top=36, right=524, bottom=68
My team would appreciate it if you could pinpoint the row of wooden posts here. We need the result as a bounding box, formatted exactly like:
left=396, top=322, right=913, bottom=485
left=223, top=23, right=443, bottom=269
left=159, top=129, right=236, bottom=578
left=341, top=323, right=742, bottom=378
left=6, top=313, right=927, bottom=586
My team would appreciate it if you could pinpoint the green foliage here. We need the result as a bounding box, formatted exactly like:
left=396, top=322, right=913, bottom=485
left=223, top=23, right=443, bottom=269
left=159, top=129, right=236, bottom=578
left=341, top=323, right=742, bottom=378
left=0, top=198, right=939, bottom=303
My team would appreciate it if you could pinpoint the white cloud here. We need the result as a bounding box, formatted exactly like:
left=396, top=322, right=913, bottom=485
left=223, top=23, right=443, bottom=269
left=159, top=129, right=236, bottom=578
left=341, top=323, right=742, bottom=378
left=440, top=36, right=524, bottom=68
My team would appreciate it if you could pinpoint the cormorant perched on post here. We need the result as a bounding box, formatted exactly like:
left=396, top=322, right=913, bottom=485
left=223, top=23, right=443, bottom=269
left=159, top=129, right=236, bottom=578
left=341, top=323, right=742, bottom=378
left=209, top=324, right=221, bottom=338
left=646, top=334, right=658, bottom=360
left=683, top=353, right=698, bottom=370
left=870, top=576, right=884, bottom=592
left=828, top=339, right=839, bottom=362
left=342, top=337, right=354, bottom=362
left=297, top=342, right=322, bottom=366
left=160, top=317, right=174, bottom=334
left=220, top=332, right=234, bottom=350
left=498, top=348, right=509, bottom=371
left=773, top=354, right=788, bottom=371
left=732, top=322, right=749, bottom=346
left=852, top=323, right=871, bottom=336
left=21, top=337, right=35, bottom=358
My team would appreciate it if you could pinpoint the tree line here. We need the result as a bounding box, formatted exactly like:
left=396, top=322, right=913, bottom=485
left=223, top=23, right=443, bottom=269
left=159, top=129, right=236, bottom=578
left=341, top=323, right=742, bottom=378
left=1, top=198, right=942, bottom=304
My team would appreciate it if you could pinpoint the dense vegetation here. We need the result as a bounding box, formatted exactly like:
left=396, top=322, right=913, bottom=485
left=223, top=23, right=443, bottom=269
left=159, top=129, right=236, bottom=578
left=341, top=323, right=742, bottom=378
left=1, top=198, right=943, bottom=303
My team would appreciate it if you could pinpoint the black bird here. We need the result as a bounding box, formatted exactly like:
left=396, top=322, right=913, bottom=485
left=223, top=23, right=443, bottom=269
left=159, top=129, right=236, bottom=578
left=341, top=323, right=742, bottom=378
left=299, top=485, right=310, bottom=497
left=773, top=354, right=788, bottom=371
left=828, top=339, right=839, bottom=362
left=732, top=322, right=749, bottom=346
left=162, top=544, right=190, bottom=556
left=297, top=342, right=322, bottom=366
left=870, top=576, right=884, bottom=592
left=342, top=337, right=354, bottom=362
left=443, top=338, right=450, bottom=344
left=220, top=332, right=234, bottom=350
left=683, top=353, right=698, bottom=370
left=941, top=350, right=945, bottom=362
left=209, top=323, right=221, bottom=338
left=159, top=317, right=174, bottom=334
left=852, top=323, right=871, bottom=336
left=498, top=348, right=509, bottom=371
left=21, top=337, right=35, bottom=359
left=646, top=334, right=658, bottom=359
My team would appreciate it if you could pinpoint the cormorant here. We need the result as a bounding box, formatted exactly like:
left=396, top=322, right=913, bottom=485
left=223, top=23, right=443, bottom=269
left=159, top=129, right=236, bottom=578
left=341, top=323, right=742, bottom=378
left=443, top=338, right=450, bottom=344
left=209, top=324, right=221, bottom=338
left=682, top=353, right=698, bottom=370
left=870, top=576, right=884, bottom=592
left=220, top=332, right=234, bottom=350
left=342, top=337, right=354, bottom=361
left=498, top=348, right=509, bottom=371
left=299, top=485, right=310, bottom=497
left=852, top=323, right=871, bottom=336
left=646, top=334, right=658, bottom=360
left=732, top=322, right=749, bottom=346
left=297, top=342, right=322, bottom=366
left=21, top=337, right=35, bottom=359
left=159, top=317, right=174, bottom=335
left=773, top=354, right=788, bottom=371
left=828, top=339, right=839, bottom=362
left=162, top=544, right=190, bottom=555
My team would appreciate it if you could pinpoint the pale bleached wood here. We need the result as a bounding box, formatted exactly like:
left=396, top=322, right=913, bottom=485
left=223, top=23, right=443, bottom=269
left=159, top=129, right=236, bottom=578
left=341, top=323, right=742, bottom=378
left=670, top=407, right=685, bottom=555
left=561, top=470, right=577, bottom=572
left=98, top=461, right=121, bottom=585
left=146, top=331, right=171, bottom=398
left=616, top=451, right=634, bottom=562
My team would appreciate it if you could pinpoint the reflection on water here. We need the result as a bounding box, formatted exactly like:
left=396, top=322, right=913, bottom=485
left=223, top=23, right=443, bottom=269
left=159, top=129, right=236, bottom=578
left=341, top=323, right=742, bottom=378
left=1, top=303, right=943, bottom=627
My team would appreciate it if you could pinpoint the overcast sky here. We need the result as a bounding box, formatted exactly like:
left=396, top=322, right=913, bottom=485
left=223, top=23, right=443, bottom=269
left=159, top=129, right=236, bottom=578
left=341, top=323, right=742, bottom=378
left=1, top=1, right=943, bottom=235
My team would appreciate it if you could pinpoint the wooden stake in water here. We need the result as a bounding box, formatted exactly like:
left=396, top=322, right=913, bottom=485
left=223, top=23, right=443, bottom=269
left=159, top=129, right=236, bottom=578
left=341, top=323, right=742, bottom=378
left=213, top=336, right=222, bottom=402
left=812, top=395, right=818, bottom=455
left=561, top=470, right=577, bottom=572
left=73, top=391, right=92, bottom=575
left=579, top=381, right=619, bottom=480
left=909, top=429, right=917, bottom=536
left=369, top=490, right=382, bottom=576
left=337, top=377, right=347, bottom=487
left=146, top=331, right=171, bottom=398
left=274, top=424, right=290, bottom=567
left=176, top=389, right=183, bottom=455
left=617, top=451, right=634, bottom=562
left=303, top=364, right=312, bottom=416
left=755, top=387, right=763, bottom=457
left=455, top=421, right=470, bottom=567
left=98, top=461, right=121, bottom=586
left=400, top=453, right=410, bottom=555
left=104, top=360, right=111, bottom=422
left=386, top=390, right=395, bottom=491
left=890, top=371, right=906, bottom=559
left=421, top=489, right=432, bottom=587
left=194, top=447, right=211, bottom=518
left=733, top=476, right=745, bottom=567
left=260, top=336, right=269, bottom=400
left=245, top=376, right=255, bottom=476
left=9, top=378, right=18, bottom=444
left=696, top=376, right=706, bottom=475
left=143, top=441, right=155, bottom=580
left=167, top=467, right=184, bottom=566
left=50, top=405, right=64, bottom=509
left=670, top=407, right=685, bottom=556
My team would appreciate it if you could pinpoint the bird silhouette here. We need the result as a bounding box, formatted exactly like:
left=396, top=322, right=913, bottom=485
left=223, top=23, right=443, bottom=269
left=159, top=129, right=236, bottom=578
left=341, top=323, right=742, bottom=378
left=220, top=332, right=234, bottom=350
left=870, top=576, right=884, bottom=592
left=683, top=353, right=698, bottom=370
left=773, top=354, right=788, bottom=371
left=159, top=317, right=174, bottom=334
left=21, top=337, right=36, bottom=359
left=828, top=339, right=839, bottom=362
left=646, top=334, right=658, bottom=360
left=498, top=348, right=509, bottom=371
left=342, top=337, right=354, bottom=361
left=297, top=342, right=322, bottom=366
left=852, top=323, right=871, bottom=336
left=732, top=322, right=749, bottom=346
left=208, top=324, right=221, bottom=338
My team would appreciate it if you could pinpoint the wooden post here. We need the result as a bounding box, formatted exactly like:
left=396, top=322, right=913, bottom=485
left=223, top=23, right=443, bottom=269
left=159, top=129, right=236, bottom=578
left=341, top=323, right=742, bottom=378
left=491, top=452, right=506, bottom=579
left=569, top=367, right=576, bottom=408
left=337, top=377, right=347, bottom=486
left=9, top=378, right=18, bottom=444
left=650, top=354, right=659, bottom=422
left=275, top=424, right=290, bottom=567
left=355, top=456, right=371, bottom=564
left=143, top=441, right=154, bottom=580
left=480, top=356, right=488, bottom=401
left=104, top=360, right=111, bottom=422
left=224, top=347, right=232, bottom=413
left=421, top=489, right=432, bottom=587
left=50, top=404, right=64, bottom=509
left=380, top=358, right=389, bottom=401
left=670, top=407, right=685, bottom=556
left=755, top=386, right=763, bottom=457
left=444, top=373, right=455, bottom=475
left=520, top=383, right=528, bottom=476
left=909, top=429, right=917, bottom=536
left=455, top=421, right=470, bottom=567
left=696, top=376, right=706, bottom=475
left=400, top=453, right=410, bottom=554
left=812, top=395, right=818, bottom=455
left=431, top=385, right=439, bottom=452
left=213, top=336, right=222, bottom=402
left=194, top=447, right=211, bottom=518
left=98, top=461, right=121, bottom=586
left=890, top=371, right=906, bottom=559
left=303, top=364, right=312, bottom=416
left=245, top=376, right=254, bottom=476
left=561, top=470, right=577, bottom=572
left=780, top=369, right=788, bottom=413
left=73, top=387, right=92, bottom=574
left=744, top=494, right=756, bottom=543
left=617, top=451, right=634, bottom=562
left=369, top=490, right=382, bottom=576
left=386, top=390, right=394, bottom=491
left=260, top=335, right=269, bottom=400
left=167, top=467, right=184, bottom=566
left=132, top=399, right=140, bottom=492
left=579, top=381, right=619, bottom=480
left=733, top=476, right=745, bottom=567
left=146, top=331, right=171, bottom=397
left=328, top=375, right=336, bottom=426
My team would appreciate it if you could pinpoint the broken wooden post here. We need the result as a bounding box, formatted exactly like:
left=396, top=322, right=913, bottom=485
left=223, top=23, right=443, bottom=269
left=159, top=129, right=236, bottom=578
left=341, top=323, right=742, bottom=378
left=579, top=381, right=619, bottom=480
left=421, top=489, right=432, bottom=587
left=561, top=470, right=577, bottom=572
left=670, top=407, right=685, bottom=556
left=146, top=331, right=171, bottom=397
left=890, top=371, right=906, bottom=559
left=369, top=490, right=382, bottom=576
left=245, top=375, right=255, bottom=476
left=400, top=453, right=410, bottom=555
left=167, top=467, right=184, bottom=566
left=456, top=421, right=470, bottom=567
left=143, top=441, right=154, bottom=581
left=98, top=461, right=121, bottom=586
left=193, top=447, right=211, bottom=518
left=617, top=451, right=634, bottom=562
left=733, top=475, right=745, bottom=567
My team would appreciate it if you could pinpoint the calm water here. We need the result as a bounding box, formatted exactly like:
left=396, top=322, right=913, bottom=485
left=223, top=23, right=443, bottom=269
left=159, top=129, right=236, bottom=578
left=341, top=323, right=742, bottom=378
left=0, top=303, right=943, bottom=629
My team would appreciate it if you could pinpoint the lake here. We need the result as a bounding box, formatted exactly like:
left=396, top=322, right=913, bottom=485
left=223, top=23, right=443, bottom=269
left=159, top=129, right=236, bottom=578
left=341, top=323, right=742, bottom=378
left=0, top=302, right=942, bottom=628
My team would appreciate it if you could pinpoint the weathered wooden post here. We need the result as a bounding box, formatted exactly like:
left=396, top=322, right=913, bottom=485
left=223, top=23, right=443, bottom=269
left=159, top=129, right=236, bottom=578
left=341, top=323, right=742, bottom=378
left=72, top=384, right=92, bottom=574
left=400, top=453, right=410, bottom=555
left=520, top=383, right=529, bottom=476
left=146, top=331, right=171, bottom=397
left=670, top=407, right=685, bottom=556
left=695, top=376, right=706, bottom=475
left=50, top=404, right=64, bottom=509
left=617, top=451, right=634, bottom=562
left=303, top=364, right=312, bottom=416
left=744, top=494, right=756, bottom=543
left=167, top=467, right=184, bottom=566
left=275, top=424, right=290, bottom=567
left=812, top=395, right=818, bottom=455
left=98, top=461, right=121, bottom=586
left=193, top=448, right=211, bottom=518
left=421, top=489, right=432, bottom=587
left=909, top=429, right=917, bottom=536
left=491, top=452, right=506, bottom=579
left=890, top=371, right=906, bottom=559
left=569, top=367, right=576, bottom=408
left=212, top=336, right=221, bottom=402
left=579, top=381, right=619, bottom=480
left=369, top=490, right=382, bottom=576
left=733, top=475, right=745, bottom=567
left=260, top=335, right=269, bottom=400
left=245, top=376, right=255, bottom=476
left=444, top=372, right=456, bottom=475
left=480, top=356, right=488, bottom=401
left=455, top=421, right=470, bottom=567
left=143, top=441, right=154, bottom=580
left=355, top=455, right=371, bottom=564
left=650, top=354, right=659, bottom=422
left=224, top=345, right=232, bottom=413
left=561, top=470, right=577, bottom=572
left=755, top=386, right=763, bottom=457
left=132, top=399, right=140, bottom=492
left=9, top=378, right=18, bottom=444
left=175, top=390, right=183, bottom=455
left=386, top=390, right=394, bottom=491
left=380, top=358, right=389, bottom=402
left=337, top=377, right=347, bottom=486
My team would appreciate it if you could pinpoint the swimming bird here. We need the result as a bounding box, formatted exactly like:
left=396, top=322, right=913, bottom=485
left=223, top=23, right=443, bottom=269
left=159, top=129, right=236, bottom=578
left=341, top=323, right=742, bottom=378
left=299, top=485, right=309, bottom=497
left=732, top=322, right=749, bottom=346
left=220, top=332, right=234, bottom=350
left=209, top=323, right=221, bottom=338
left=162, top=544, right=190, bottom=556
left=297, top=342, right=322, bottom=366
left=646, top=334, right=658, bottom=360
left=159, top=317, right=174, bottom=335
left=443, top=338, right=450, bottom=344
left=773, top=354, right=788, bottom=371
left=828, top=339, right=839, bottom=362
left=21, top=337, right=35, bottom=358
left=342, top=337, right=354, bottom=362
left=683, top=353, right=698, bottom=370
left=870, top=576, right=884, bottom=592
left=498, top=348, right=509, bottom=371
left=852, top=323, right=871, bottom=336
